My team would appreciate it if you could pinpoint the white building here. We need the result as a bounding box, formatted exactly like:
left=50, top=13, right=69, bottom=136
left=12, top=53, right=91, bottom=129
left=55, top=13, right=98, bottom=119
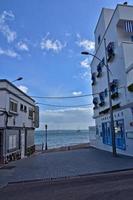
left=90, top=3, right=133, bottom=156
left=0, top=79, right=39, bottom=163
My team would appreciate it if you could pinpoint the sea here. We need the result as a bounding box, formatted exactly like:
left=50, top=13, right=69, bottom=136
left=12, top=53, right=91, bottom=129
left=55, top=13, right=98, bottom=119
left=35, top=130, right=90, bottom=149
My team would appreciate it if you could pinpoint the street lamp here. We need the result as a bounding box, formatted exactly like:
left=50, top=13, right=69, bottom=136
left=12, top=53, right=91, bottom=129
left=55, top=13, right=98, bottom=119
left=12, top=77, right=23, bottom=83
left=81, top=38, right=117, bottom=157
left=45, top=124, right=48, bottom=150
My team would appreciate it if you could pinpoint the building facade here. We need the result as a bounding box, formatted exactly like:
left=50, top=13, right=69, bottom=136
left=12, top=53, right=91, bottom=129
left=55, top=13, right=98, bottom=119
left=90, top=4, right=133, bottom=156
left=0, top=79, right=39, bottom=163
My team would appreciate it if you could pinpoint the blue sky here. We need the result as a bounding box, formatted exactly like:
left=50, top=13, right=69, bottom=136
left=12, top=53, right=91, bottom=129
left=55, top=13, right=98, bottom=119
left=0, top=0, right=132, bottom=130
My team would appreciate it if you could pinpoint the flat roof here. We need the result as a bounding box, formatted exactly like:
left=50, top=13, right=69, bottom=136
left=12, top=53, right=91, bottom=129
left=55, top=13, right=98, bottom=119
left=0, top=79, right=35, bottom=102
left=91, top=4, right=133, bottom=66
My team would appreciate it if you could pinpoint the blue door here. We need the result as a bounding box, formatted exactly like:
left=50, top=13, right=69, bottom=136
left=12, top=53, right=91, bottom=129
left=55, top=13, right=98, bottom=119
left=102, top=122, right=112, bottom=145
left=115, top=119, right=126, bottom=150
left=102, top=119, right=126, bottom=150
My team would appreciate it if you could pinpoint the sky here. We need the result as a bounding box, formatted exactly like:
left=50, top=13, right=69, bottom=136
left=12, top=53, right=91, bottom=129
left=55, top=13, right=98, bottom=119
left=0, top=0, right=133, bottom=130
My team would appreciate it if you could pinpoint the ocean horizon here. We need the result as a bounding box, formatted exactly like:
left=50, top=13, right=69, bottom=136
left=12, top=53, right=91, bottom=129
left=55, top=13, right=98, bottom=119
left=35, top=129, right=90, bottom=149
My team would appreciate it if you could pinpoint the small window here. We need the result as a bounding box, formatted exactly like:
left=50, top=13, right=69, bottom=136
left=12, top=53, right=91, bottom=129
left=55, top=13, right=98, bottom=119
left=98, top=35, right=101, bottom=44
left=9, top=100, right=18, bottom=113
left=24, top=106, right=27, bottom=112
left=29, top=108, right=33, bottom=119
left=20, top=104, right=23, bottom=111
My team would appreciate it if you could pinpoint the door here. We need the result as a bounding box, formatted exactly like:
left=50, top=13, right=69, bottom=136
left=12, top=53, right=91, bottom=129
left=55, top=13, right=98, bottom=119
left=21, top=130, right=25, bottom=158
left=115, top=119, right=126, bottom=150
left=0, top=131, right=3, bottom=163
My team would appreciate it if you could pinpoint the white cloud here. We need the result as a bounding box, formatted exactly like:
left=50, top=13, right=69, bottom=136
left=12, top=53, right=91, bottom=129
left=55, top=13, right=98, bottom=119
left=80, top=58, right=90, bottom=68
left=17, top=41, right=29, bottom=51
left=40, top=34, right=66, bottom=53
left=0, top=47, right=19, bottom=58
left=39, top=106, right=95, bottom=130
left=76, top=34, right=95, bottom=52
left=78, top=40, right=95, bottom=51
left=0, top=11, right=17, bottom=43
left=80, top=69, right=91, bottom=80
left=18, top=85, right=28, bottom=93
left=72, top=91, right=82, bottom=96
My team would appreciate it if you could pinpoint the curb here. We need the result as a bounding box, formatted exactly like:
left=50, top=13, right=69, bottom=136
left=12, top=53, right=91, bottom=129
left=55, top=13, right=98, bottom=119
left=7, top=167, right=133, bottom=186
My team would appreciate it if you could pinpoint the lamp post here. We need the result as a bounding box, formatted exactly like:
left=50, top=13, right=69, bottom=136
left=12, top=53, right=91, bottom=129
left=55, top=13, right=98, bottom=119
left=45, top=124, right=48, bottom=150
left=81, top=38, right=117, bottom=157
left=12, top=77, right=23, bottom=83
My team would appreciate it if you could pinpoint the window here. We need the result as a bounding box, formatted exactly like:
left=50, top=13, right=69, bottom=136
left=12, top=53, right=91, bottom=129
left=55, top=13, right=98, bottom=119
left=20, top=104, right=23, bottom=111
left=131, top=35, right=133, bottom=42
left=97, top=63, right=102, bottom=77
left=131, top=108, right=133, bottom=119
left=104, top=88, right=108, bottom=97
left=98, top=35, right=101, bottom=44
left=110, top=79, right=119, bottom=99
left=24, top=105, right=27, bottom=112
left=9, top=135, right=17, bottom=150
left=99, top=92, right=105, bottom=107
left=92, top=73, right=96, bottom=85
left=29, top=108, right=33, bottom=119
left=107, top=42, right=115, bottom=62
left=9, top=99, right=18, bottom=113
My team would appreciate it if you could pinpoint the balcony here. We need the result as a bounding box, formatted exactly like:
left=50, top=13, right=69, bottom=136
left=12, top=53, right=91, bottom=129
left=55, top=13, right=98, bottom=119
left=111, top=92, right=119, bottom=99
left=99, top=101, right=105, bottom=107
left=93, top=97, right=99, bottom=109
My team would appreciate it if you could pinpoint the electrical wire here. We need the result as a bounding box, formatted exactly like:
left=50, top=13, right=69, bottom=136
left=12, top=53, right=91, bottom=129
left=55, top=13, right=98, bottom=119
left=28, top=85, right=126, bottom=99
left=36, top=103, right=93, bottom=108
left=9, top=85, right=126, bottom=99
left=30, top=94, right=92, bottom=99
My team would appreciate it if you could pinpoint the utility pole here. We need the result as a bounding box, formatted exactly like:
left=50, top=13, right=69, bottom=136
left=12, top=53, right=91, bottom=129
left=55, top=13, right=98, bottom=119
left=104, top=38, right=117, bottom=157
left=81, top=38, right=117, bottom=157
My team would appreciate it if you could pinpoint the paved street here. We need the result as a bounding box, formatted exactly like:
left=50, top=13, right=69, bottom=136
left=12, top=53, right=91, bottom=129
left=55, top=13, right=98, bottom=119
left=1, top=147, right=133, bottom=188
left=1, top=170, right=133, bottom=200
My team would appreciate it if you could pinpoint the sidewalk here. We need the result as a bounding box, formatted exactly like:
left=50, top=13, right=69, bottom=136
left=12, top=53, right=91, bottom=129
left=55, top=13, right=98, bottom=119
left=1, top=147, right=133, bottom=188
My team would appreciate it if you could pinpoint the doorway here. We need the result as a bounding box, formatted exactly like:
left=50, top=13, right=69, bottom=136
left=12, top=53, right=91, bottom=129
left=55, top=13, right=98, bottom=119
left=0, top=130, right=3, bottom=163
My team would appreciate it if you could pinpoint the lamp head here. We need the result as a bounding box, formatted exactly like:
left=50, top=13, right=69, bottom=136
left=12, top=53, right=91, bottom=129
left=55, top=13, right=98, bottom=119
left=81, top=51, right=90, bottom=55
left=17, top=77, right=23, bottom=81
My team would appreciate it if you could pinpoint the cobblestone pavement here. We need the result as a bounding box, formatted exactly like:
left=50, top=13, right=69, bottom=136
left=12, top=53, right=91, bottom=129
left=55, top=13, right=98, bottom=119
left=0, top=147, right=133, bottom=188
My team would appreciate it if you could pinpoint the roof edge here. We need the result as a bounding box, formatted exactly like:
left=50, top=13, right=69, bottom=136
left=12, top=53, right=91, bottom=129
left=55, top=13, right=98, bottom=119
left=0, top=79, right=35, bottom=102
